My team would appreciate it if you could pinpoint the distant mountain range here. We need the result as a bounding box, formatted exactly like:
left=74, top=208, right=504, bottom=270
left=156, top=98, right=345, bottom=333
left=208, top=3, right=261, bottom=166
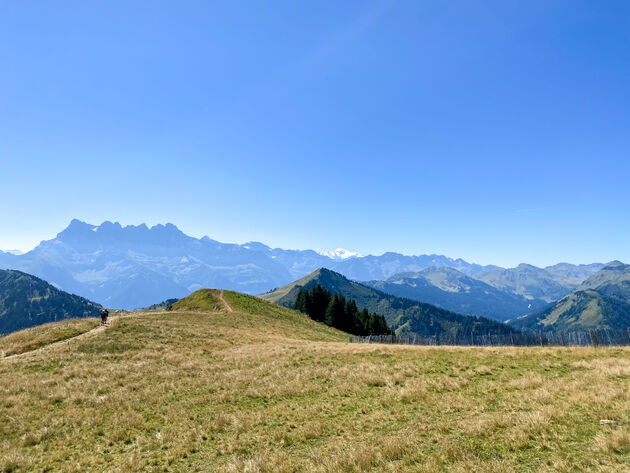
left=513, top=261, right=630, bottom=332
left=260, top=268, right=517, bottom=338
left=0, top=218, right=624, bottom=338
left=0, top=220, right=501, bottom=309
left=543, top=262, right=606, bottom=289
left=0, top=249, right=24, bottom=256
left=362, top=263, right=606, bottom=322
left=0, top=269, right=101, bottom=335
left=0, top=219, right=607, bottom=311
left=474, top=263, right=603, bottom=303
left=364, top=267, right=546, bottom=322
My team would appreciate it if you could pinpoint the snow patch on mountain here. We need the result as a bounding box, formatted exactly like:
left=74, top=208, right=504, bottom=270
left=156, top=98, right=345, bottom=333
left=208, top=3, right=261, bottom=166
left=320, top=248, right=363, bottom=260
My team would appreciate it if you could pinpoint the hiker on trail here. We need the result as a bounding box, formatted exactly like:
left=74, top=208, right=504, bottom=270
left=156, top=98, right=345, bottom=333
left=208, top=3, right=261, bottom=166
left=101, top=309, right=109, bottom=326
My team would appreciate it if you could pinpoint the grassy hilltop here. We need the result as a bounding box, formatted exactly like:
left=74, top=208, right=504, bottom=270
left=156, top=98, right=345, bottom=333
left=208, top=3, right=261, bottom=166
left=1, top=289, right=630, bottom=472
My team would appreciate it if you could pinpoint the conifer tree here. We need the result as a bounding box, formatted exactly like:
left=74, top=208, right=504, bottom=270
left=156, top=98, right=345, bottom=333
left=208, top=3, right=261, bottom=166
left=343, top=298, right=359, bottom=333
left=294, top=289, right=307, bottom=313
left=369, top=313, right=391, bottom=335
left=294, top=287, right=391, bottom=336
left=325, top=293, right=345, bottom=327
left=358, top=308, right=370, bottom=335
left=309, top=284, right=330, bottom=322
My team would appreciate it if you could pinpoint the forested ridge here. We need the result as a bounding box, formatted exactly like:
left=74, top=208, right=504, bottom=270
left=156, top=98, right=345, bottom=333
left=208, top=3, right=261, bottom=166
left=294, top=284, right=391, bottom=336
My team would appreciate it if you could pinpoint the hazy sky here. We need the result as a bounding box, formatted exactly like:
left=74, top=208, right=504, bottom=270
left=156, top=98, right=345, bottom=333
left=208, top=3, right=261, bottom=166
left=1, top=1, right=629, bottom=267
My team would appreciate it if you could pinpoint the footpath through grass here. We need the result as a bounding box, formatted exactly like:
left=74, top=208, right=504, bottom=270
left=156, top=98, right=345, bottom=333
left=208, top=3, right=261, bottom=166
left=0, top=318, right=100, bottom=358
left=1, top=293, right=629, bottom=472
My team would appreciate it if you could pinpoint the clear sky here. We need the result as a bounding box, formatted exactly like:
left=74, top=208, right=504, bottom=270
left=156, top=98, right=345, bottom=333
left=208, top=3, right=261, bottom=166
left=1, top=1, right=629, bottom=267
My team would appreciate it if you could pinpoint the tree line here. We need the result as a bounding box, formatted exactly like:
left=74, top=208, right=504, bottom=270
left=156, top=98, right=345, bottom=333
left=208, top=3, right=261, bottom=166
left=294, top=284, right=391, bottom=336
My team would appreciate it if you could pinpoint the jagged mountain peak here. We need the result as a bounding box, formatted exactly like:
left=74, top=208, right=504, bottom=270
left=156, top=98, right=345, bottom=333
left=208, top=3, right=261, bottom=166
left=55, top=220, right=189, bottom=245
left=57, top=219, right=97, bottom=237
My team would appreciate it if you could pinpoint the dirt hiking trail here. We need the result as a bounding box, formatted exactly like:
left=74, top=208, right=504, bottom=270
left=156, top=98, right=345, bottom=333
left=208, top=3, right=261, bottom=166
left=218, top=290, right=234, bottom=312
left=2, top=315, right=128, bottom=362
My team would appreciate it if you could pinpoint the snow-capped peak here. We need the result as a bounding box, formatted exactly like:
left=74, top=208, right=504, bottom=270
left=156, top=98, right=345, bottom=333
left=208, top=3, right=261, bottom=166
left=320, top=248, right=363, bottom=260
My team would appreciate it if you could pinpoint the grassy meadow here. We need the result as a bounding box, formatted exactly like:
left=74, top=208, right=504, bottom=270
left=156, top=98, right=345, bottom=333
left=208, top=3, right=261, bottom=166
left=0, top=318, right=100, bottom=358
left=1, top=290, right=629, bottom=472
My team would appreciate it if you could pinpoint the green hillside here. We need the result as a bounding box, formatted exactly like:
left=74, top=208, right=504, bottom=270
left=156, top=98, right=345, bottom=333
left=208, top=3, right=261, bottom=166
left=365, top=267, right=545, bottom=322
left=260, top=268, right=517, bottom=338
left=168, top=289, right=226, bottom=312
left=511, top=290, right=630, bottom=332
left=0, top=269, right=102, bottom=335
left=171, top=288, right=348, bottom=342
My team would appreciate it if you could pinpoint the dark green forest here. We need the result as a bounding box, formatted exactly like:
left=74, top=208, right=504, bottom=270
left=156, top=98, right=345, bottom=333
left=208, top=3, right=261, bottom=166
left=294, top=284, right=391, bottom=336
left=0, top=269, right=102, bottom=334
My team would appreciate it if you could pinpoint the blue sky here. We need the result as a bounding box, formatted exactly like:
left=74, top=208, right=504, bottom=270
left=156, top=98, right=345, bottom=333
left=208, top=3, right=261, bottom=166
left=1, top=0, right=629, bottom=267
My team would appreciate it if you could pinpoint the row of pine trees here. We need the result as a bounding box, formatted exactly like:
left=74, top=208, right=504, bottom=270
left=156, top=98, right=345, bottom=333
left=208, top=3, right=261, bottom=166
left=294, top=284, right=391, bottom=336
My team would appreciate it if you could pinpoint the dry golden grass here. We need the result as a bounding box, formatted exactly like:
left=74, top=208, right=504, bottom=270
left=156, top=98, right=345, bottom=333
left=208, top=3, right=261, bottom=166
left=1, top=292, right=629, bottom=472
left=0, top=318, right=99, bottom=358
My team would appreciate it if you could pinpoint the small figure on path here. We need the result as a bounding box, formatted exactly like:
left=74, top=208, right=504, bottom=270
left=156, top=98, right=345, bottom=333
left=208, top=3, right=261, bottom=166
left=100, top=309, right=109, bottom=326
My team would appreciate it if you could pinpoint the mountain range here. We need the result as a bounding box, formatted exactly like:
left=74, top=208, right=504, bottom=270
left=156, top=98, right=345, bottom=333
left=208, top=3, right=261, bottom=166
left=0, top=220, right=501, bottom=309
left=0, top=269, right=101, bottom=334
left=0, top=219, right=606, bottom=311
left=513, top=261, right=630, bottom=332
left=474, top=263, right=603, bottom=303
left=361, top=262, right=607, bottom=322
left=1, top=256, right=629, bottom=337
left=364, top=267, right=546, bottom=322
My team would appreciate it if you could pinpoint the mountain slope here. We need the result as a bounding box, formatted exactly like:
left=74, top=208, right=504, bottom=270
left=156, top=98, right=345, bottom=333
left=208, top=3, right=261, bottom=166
left=511, top=290, right=630, bottom=332
left=511, top=262, right=630, bottom=332
left=0, top=269, right=102, bottom=335
left=260, top=268, right=517, bottom=338
left=577, top=260, right=630, bottom=302
left=365, top=267, right=546, bottom=322
left=474, top=264, right=571, bottom=303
